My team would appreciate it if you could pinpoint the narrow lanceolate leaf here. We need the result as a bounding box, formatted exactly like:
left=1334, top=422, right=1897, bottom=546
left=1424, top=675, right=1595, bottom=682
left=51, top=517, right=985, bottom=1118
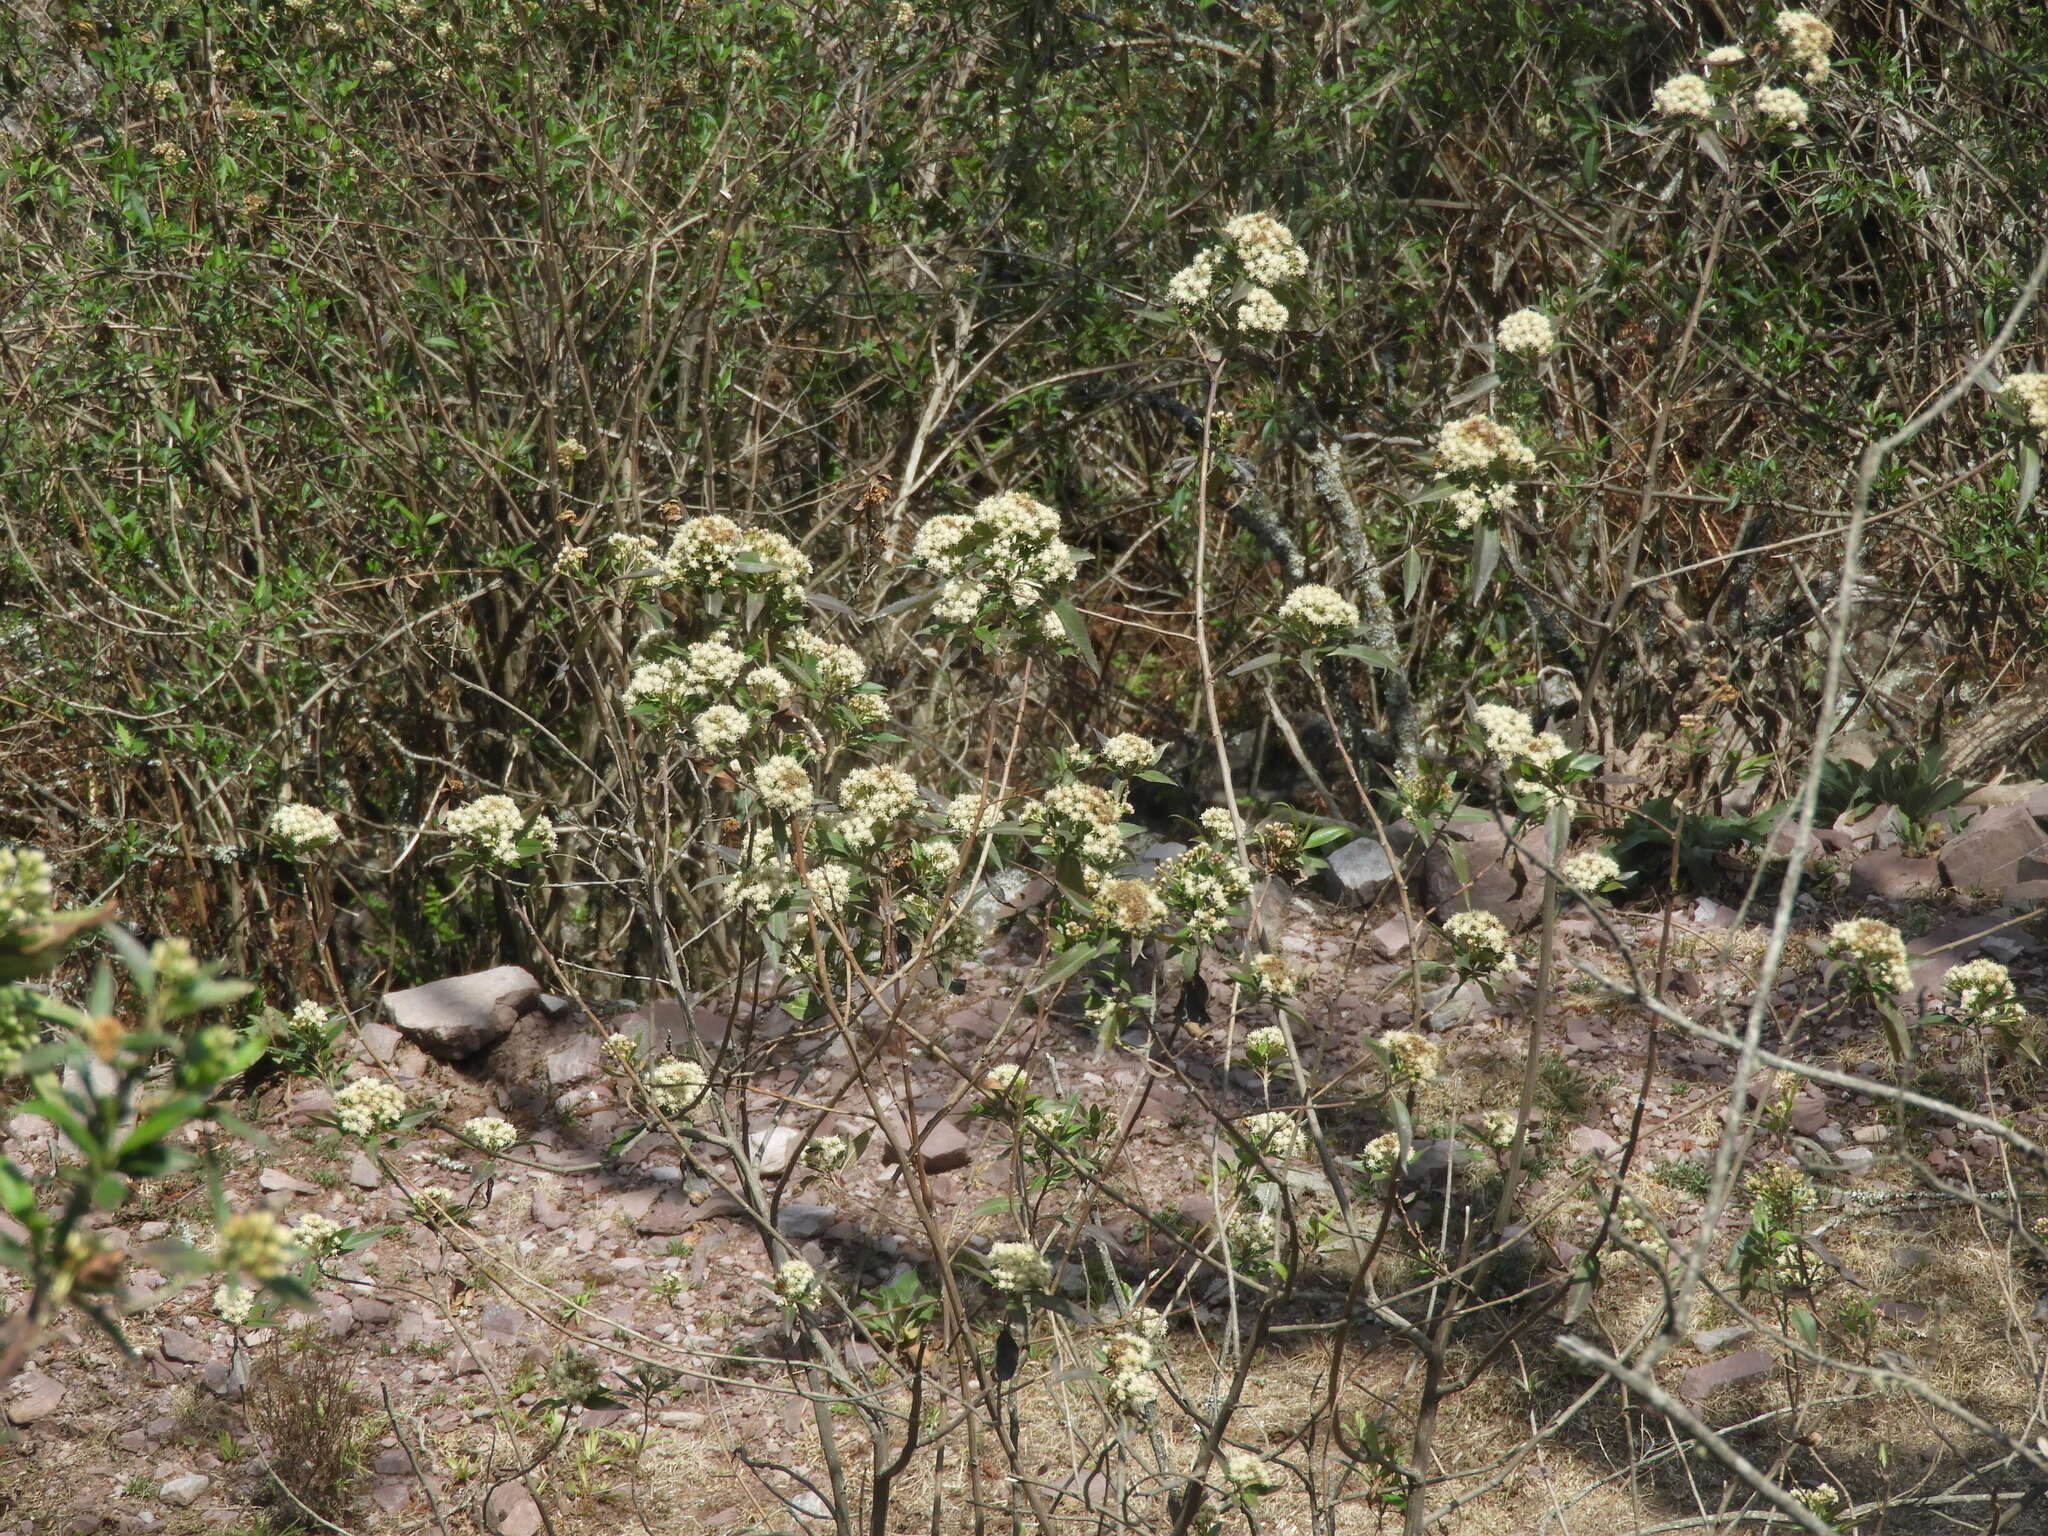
left=1050, top=598, right=1098, bottom=674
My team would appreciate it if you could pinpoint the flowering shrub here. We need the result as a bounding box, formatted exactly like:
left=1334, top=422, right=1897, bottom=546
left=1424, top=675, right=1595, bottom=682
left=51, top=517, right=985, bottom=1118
left=442, top=794, right=557, bottom=871
left=266, top=803, right=344, bottom=857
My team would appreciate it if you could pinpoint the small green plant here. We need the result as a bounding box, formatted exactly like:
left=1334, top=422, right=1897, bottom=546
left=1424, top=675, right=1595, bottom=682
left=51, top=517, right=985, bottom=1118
left=1613, top=796, right=1770, bottom=890
left=1651, top=1159, right=1712, bottom=1197
left=1538, top=1056, right=1593, bottom=1118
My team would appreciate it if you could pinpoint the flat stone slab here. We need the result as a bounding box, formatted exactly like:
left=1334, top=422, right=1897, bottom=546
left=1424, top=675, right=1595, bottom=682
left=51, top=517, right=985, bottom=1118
left=382, top=965, right=540, bottom=1061
left=1678, top=1347, right=1774, bottom=1404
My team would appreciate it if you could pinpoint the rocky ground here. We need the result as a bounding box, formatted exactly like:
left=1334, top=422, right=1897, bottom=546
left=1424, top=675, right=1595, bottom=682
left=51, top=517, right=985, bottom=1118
left=4, top=785, right=2048, bottom=1536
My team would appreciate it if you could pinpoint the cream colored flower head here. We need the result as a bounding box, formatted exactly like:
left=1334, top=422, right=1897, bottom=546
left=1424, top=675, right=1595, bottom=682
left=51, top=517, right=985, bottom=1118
left=1652, top=73, right=1715, bottom=119
left=1495, top=308, right=1555, bottom=358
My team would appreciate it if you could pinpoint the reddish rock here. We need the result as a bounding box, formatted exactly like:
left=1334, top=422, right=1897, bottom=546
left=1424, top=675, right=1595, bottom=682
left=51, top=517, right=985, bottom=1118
left=382, top=966, right=539, bottom=1061
left=1424, top=820, right=1541, bottom=930
left=883, top=1118, right=970, bottom=1175
left=1677, top=1347, right=1774, bottom=1403
left=1938, top=804, right=2048, bottom=893
left=1848, top=849, right=1941, bottom=901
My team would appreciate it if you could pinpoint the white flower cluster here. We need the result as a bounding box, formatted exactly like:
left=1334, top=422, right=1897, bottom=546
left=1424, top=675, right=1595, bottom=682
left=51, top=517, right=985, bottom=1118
left=607, top=515, right=812, bottom=602
left=1100, top=733, right=1159, bottom=775
left=1704, top=44, right=1748, bottom=66
left=1092, top=877, right=1167, bottom=938
left=1444, top=909, right=1515, bottom=978
left=1495, top=308, right=1556, bottom=359
left=1166, top=246, right=1222, bottom=308
left=214, top=1283, right=256, bottom=1325
left=1652, top=73, right=1715, bottom=119
left=1224, top=213, right=1310, bottom=285
left=1101, top=1321, right=1163, bottom=1416
left=1235, top=287, right=1288, bottom=334
left=836, top=764, right=920, bottom=850
left=801, top=1134, right=854, bottom=1172
left=1155, top=843, right=1253, bottom=942
left=216, top=1210, right=292, bottom=1280
left=1226, top=1205, right=1277, bottom=1263
left=805, top=861, right=857, bottom=917
left=987, top=1239, right=1052, bottom=1293
left=1360, top=1131, right=1404, bottom=1182
left=266, top=802, right=343, bottom=856
left=2004, top=374, right=2048, bottom=438
left=1433, top=415, right=1536, bottom=532
left=979, top=1063, right=1030, bottom=1104
left=788, top=627, right=870, bottom=691
left=1242, top=1024, right=1288, bottom=1069
left=775, top=1257, right=823, bottom=1309
left=945, top=790, right=1003, bottom=839
left=1166, top=212, right=1308, bottom=326
left=1773, top=8, right=1834, bottom=82
left=1824, top=917, right=1912, bottom=996
left=334, top=1076, right=407, bottom=1135
left=1561, top=850, right=1624, bottom=892
left=1435, top=415, right=1537, bottom=478
left=443, top=794, right=556, bottom=869
left=1473, top=702, right=1535, bottom=762
left=0, top=847, right=55, bottom=932
left=1199, top=806, right=1240, bottom=841
left=724, top=831, right=794, bottom=914
left=1276, top=583, right=1360, bottom=645
left=1249, top=952, right=1299, bottom=998
left=1241, top=1110, right=1305, bottom=1162
left=1222, top=1450, right=1280, bottom=1499
left=1029, top=780, right=1130, bottom=875
left=752, top=754, right=815, bottom=816
left=646, top=1056, right=709, bottom=1119
left=1474, top=1109, right=1518, bottom=1150
left=692, top=703, right=752, bottom=758
left=1753, top=85, right=1809, bottom=129
left=913, top=491, right=1079, bottom=646
left=291, top=1213, right=346, bottom=1258
left=462, top=1115, right=518, bottom=1153
left=1377, top=1029, right=1441, bottom=1085
left=1943, top=958, right=2024, bottom=1029
left=286, top=1000, right=334, bottom=1043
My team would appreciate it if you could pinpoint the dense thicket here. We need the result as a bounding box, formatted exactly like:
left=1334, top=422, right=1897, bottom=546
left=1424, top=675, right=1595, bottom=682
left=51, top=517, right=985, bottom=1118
left=4, top=0, right=2045, bottom=992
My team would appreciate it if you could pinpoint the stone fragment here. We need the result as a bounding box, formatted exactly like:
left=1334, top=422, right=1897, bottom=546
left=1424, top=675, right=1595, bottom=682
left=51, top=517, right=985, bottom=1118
left=1370, top=914, right=1417, bottom=959
left=748, top=1126, right=802, bottom=1175
left=381, top=965, right=540, bottom=1061
left=1424, top=820, right=1540, bottom=930
left=349, top=1152, right=383, bottom=1190
left=1689, top=1325, right=1754, bottom=1353
left=1319, top=838, right=1395, bottom=907
left=545, top=1032, right=600, bottom=1087
left=159, top=1329, right=208, bottom=1364
left=1566, top=1126, right=1620, bottom=1159
left=484, top=1483, right=543, bottom=1536
left=1938, top=804, right=2048, bottom=893
left=6, top=1372, right=64, bottom=1424
left=882, top=1118, right=970, bottom=1175
left=775, top=1203, right=838, bottom=1240
left=1677, top=1348, right=1773, bottom=1403
left=258, top=1167, right=320, bottom=1195
left=159, top=1475, right=211, bottom=1509
left=1848, top=849, right=1941, bottom=901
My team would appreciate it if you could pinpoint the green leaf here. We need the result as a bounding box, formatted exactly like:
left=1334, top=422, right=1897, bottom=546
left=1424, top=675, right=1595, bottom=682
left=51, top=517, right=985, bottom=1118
left=1470, top=524, right=1501, bottom=603
left=0, top=1160, right=37, bottom=1220
left=1228, top=651, right=1285, bottom=677
left=1790, top=1305, right=1819, bottom=1349
left=1327, top=644, right=1397, bottom=670
left=1036, top=942, right=1104, bottom=992
left=1049, top=598, right=1098, bottom=674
